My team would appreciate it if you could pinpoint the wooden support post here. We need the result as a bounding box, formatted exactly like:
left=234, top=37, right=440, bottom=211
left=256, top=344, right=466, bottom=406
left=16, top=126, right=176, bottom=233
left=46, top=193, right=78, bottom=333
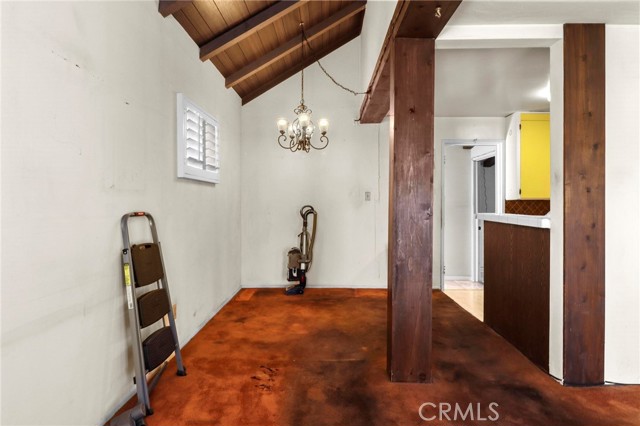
left=563, top=24, right=606, bottom=386
left=387, top=37, right=435, bottom=383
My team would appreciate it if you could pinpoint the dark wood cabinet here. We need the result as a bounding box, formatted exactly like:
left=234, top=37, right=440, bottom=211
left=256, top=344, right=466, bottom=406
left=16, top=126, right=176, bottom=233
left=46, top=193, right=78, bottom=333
left=484, top=221, right=550, bottom=371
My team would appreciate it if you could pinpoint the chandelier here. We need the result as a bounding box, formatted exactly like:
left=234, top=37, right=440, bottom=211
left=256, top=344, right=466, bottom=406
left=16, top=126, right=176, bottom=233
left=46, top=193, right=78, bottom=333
left=276, top=23, right=329, bottom=152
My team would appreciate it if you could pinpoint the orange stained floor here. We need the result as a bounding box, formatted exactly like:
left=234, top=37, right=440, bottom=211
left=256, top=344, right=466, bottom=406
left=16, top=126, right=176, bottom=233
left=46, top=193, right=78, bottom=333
left=111, top=288, right=640, bottom=426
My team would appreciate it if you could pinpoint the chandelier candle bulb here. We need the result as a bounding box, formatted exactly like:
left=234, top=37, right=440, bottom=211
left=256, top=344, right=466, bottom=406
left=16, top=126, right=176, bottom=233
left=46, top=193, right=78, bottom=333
left=299, top=113, right=310, bottom=128
left=277, top=118, right=288, bottom=133
left=319, top=119, right=329, bottom=134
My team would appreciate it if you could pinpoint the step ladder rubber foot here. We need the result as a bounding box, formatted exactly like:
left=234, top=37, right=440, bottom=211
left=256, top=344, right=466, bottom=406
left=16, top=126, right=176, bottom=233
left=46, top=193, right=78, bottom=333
left=146, top=407, right=154, bottom=416
left=177, top=367, right=187, bottom=376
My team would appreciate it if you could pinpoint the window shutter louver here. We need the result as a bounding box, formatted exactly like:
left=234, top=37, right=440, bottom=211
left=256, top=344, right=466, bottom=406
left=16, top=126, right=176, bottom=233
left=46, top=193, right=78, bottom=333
left=177, top=94, right=220, bottom=183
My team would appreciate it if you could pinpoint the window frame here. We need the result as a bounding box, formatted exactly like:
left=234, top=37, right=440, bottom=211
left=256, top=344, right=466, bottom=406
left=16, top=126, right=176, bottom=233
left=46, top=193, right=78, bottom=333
left=176, top=93, right=220, bottom=184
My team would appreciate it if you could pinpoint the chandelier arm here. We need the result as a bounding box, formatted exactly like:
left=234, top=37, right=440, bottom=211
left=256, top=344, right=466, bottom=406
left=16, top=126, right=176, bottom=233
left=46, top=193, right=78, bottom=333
left=309, top=134, right=329, bottom=150
left=290, top=138, right=300, bottom=152
left=278, top=134, right=291, bottom=150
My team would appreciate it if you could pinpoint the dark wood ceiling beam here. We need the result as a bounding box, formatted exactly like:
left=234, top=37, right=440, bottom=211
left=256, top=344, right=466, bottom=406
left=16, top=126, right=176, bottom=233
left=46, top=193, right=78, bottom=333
left=241, top=28, right=361, bottom=105
left=158, top=0, right=192, bottom=18
left=359, top=0, right=462, bottom=123
left=359, top=0, right=410, bottom=123
left=199, top=0, right=307, bottom=62
left=225, top=1, right=366, bottom=89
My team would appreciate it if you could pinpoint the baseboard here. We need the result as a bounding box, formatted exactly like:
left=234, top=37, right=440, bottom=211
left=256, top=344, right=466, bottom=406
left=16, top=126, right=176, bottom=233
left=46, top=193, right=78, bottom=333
left=444, top=276, right=473, bottom=281
left=241, top=283, right=387, bottom=289
left=182, top=286, right=241, bottom=345
left=100, top=285, right=241, bottom=426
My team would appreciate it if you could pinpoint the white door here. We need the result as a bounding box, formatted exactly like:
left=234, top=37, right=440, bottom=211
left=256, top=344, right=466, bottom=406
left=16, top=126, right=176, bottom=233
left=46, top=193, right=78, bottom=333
left=473, top=155, right=496, bottom=283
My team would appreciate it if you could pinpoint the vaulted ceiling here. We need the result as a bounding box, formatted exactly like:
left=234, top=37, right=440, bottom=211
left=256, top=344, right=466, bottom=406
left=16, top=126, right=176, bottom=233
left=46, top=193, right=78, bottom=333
left=158, top=0, right=366, bottom=105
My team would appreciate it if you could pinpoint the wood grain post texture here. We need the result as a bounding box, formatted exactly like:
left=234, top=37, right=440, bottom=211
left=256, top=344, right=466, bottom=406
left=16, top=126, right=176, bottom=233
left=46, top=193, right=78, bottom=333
left=388, top=38, right=434, bottom=383
left=563, top=24, right=605, bottom=386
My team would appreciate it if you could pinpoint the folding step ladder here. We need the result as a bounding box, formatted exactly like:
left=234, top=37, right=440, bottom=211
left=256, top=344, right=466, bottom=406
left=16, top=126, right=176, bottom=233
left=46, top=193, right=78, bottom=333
left=112, top=212, right=186, bottom=426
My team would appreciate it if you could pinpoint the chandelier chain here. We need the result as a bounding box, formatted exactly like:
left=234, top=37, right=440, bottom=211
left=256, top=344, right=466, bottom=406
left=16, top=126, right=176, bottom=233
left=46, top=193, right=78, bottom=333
left=301, top=28, right=369, bottom=96
left=300, top=26, right=305, bottom=105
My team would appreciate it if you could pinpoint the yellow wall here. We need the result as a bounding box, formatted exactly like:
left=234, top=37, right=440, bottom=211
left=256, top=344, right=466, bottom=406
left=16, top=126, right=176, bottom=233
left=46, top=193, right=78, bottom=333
left=520, top=113, right=550, bottom=199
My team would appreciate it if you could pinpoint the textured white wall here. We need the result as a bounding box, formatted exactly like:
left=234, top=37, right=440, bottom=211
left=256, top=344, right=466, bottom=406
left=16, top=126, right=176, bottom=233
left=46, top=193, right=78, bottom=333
left=1, top=2, right=242, bottom=424
left=604, top=25, right=640, bottom=384
left=241, top=39, right=388, bottom=288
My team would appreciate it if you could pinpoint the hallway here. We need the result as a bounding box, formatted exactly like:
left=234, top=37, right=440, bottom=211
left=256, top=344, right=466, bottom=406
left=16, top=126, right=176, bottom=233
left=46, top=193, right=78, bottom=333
left=112, top=289, right=640, bottom=426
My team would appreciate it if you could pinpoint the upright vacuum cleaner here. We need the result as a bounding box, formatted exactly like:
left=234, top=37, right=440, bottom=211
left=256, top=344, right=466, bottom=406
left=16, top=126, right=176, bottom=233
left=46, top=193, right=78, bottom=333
left=284, top=205, right=317, bottom=295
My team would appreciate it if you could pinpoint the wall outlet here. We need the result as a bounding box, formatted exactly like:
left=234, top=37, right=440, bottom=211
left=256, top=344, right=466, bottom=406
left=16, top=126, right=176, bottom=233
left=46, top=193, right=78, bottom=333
left=172, top=304, right=177, bottom=319
left=365, top=191, right=371, bottom=201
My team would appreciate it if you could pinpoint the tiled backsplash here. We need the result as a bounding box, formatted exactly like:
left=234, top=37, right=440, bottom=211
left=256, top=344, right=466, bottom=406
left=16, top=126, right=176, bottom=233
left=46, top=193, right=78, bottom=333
left=505, top=200, right=550, bottom=216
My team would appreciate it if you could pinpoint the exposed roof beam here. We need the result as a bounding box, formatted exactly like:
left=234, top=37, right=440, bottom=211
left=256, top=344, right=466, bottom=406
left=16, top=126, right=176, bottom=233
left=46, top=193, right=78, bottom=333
left=200, top=0, right=307, bottom=62
left=359, top=0, right=462, bottom=123
left=158, top=0, right=192, bottom=18
left=226, top=1, right=366, bottom=89
left=359, top=60, right=391, bottom=124
left=242, top=28, right=361, bottom=105
left=359, top=0, right=410, bottom=123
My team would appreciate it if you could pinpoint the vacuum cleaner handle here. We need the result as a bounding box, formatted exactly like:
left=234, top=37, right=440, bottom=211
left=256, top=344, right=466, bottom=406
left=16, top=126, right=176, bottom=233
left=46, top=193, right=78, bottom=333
left=300, top=205, right=316, bottom=226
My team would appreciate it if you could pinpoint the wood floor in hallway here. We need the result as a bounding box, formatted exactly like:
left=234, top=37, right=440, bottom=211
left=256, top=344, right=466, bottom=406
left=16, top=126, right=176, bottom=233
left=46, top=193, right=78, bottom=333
left=112, top=288, right=640, bottom=426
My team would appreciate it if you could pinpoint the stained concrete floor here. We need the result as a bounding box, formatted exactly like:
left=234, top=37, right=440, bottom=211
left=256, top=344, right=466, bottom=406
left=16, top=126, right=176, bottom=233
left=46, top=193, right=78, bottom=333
left=113, top=289, right=640, bottom=426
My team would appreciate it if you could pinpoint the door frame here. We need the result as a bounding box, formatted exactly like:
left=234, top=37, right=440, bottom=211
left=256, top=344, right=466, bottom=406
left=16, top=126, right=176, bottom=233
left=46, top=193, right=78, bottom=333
left=441, top=139, right=504, bottom=289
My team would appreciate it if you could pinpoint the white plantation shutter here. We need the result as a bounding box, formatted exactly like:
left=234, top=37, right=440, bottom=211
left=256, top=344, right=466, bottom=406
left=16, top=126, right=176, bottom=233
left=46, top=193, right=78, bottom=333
left=177, top=93, right=220, bottom=183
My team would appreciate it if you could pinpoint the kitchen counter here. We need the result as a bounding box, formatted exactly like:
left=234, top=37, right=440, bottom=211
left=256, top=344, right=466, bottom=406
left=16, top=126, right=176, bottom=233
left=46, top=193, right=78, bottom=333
left=477, top=213, right=550, bottom=229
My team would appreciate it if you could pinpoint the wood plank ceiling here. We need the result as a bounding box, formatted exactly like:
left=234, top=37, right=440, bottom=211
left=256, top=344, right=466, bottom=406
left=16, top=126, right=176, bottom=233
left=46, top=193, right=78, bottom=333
left=159, top=0, right=367, bottom=105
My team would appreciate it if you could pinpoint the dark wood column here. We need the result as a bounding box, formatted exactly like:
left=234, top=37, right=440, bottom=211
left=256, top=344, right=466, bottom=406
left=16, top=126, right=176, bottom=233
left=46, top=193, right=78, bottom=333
left=387, top=37, right=435, bottom=383
left=563, top=24, right=606, bottom=386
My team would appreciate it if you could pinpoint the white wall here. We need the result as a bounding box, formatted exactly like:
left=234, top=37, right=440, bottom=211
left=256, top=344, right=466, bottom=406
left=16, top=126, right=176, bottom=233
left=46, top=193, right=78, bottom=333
left=443, top=145, right=472, bottom=279
left=241, top=38, right=388, bottom=288
left=549, top=38, right=564, bottom=380
left=360, top=0, right=396, bottom=93
left=548, top=25, right=640, bottom=384
left=434, top=118, right=507, bottom=288
left=604, top=25, right=640, bottom=384
left=0, top=2, right=242, bottom=425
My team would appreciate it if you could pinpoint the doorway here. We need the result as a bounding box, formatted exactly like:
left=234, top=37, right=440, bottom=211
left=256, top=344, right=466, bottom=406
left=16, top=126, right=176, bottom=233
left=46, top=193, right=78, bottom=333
left=473, top=152, right=497, bottom=283
left=441, top=139, right=504, bottom=321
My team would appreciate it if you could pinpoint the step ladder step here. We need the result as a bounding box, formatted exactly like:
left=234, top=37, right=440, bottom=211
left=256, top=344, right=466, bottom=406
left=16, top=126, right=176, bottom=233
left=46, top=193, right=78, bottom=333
left=143, top=326, right=176, bottom=371
left=131, top=243, right=164, bottom=287
left=138, top=289, right=171, bottom=328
